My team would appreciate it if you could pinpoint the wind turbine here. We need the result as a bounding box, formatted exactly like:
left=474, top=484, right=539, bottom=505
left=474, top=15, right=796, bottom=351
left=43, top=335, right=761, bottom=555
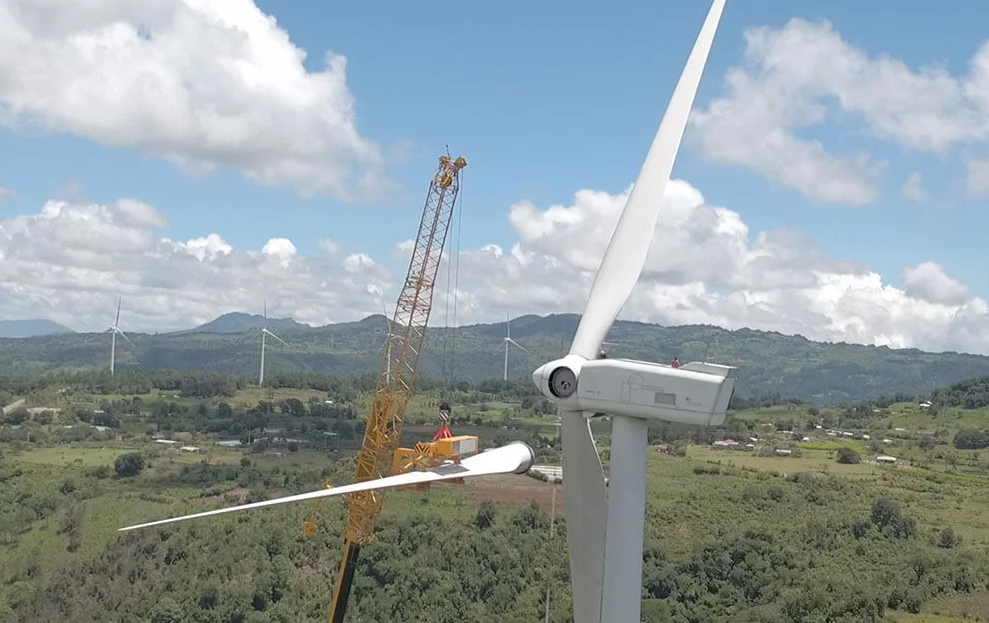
left=106, top=296, right=131, bottom=376
left=118, top=4, right=735, bottom=622
left=258, top=300, right=287, bottom=387
left=530, top=2, right=734, bottom=622
left=503, top=313, right=528, bottom=383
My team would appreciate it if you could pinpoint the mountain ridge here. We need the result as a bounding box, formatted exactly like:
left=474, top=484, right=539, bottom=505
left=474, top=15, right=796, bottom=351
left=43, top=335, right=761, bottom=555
left=166, top=311, right=311, bottom=335
left=2, top=313, right=988, bottom=405
left=0, top=319, right=76, bottom=338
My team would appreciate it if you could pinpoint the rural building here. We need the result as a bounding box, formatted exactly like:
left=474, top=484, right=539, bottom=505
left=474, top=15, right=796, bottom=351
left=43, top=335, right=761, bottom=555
left=876, top=455, right=897, bottom=464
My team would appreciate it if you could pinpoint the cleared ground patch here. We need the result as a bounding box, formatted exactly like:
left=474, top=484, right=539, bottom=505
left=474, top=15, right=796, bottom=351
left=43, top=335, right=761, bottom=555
left=462, top=473, right=561, bottom=510
left=16, top=446, right=133, bottom=467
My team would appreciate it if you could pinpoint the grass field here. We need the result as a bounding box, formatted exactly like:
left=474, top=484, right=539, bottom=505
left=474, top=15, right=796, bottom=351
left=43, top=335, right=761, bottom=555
left=229, top=386, right=329, bottom=409
left=689, top=446, right=881, bottom=478
left=16, top=446, right=134, bottom=467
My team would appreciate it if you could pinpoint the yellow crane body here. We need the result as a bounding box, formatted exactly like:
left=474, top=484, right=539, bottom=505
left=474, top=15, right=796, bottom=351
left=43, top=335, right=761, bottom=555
left=326, top=155, right=467, bottom=623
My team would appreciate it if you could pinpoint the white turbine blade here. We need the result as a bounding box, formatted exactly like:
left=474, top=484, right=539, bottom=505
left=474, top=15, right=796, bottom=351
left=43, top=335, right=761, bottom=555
left=119, top=442, right=534, bottom=532
left=561, top=409, right=607, bottom=623
left=508, top=338, right=528, bottom=353
left=263, top=298, right=267, bottom=321
left=115, top=297, right=122, bottom=327
left=263, top=328, right=288, bottom=346
left=569, top=0, right=726, bottom=360
left=115, top=329, right=133, bottom=345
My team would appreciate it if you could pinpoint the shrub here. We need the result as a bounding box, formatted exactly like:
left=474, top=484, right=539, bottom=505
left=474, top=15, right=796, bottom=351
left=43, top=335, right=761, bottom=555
left=836, top=447, right=861, bottom=464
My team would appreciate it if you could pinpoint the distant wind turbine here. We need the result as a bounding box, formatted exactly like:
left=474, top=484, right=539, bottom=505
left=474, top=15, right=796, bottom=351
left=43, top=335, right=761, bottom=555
left=106, top=296, right=131, bottom=376
left=503, top=314, right=528, bottom=383
left=258, top=300, right=287, bottom=387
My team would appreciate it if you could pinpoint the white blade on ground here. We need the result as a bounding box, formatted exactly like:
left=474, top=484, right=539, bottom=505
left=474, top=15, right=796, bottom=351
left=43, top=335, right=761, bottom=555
left=263, top=328, right=288, bottom=345
left=561, top=409, right=608, bottom=623
left=119, top=442, right=535, bottom=532
left=569, top=0, right=727, bottom=360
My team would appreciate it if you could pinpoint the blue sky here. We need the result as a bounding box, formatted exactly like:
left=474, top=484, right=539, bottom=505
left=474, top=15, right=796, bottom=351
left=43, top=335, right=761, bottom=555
left=1, top=0, right=988, bottom=351
left=2, top=0, right=986, bottom=290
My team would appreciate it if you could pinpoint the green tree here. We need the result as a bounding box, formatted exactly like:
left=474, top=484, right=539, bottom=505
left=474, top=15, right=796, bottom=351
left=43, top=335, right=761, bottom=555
left=4, top=407, right=28, bottom=425
left=475, top=500, right=496, bottom=529
left=836, top=447, right=861, bottom=464
left=938, top=527, right=959, bottom=549
left=114, top=452, right=145, bottom=478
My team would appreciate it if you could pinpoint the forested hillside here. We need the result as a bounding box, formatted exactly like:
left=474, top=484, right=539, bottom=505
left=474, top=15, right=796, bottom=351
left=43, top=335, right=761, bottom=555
left=3, top=314, right=989, bottom=405
left=4, top=368, right=989, bottom=622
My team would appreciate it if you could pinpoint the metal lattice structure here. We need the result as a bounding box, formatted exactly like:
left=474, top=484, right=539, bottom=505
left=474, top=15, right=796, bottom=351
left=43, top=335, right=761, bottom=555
left=327, top=155, right=467, bottom=623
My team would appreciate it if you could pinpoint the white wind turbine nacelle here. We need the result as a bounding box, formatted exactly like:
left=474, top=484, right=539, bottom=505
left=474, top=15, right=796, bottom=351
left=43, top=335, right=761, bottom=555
left=531, top=2, right=735, bottom=622
left=532, top=356, right=737, bottom=426
left=118, top=442, right=535, bottom=532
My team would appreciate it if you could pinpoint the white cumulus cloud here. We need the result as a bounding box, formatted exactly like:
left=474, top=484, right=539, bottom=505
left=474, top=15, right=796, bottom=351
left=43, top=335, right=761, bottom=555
left=0, top=0, right=393, bottom=200
left=691, top=19, right=989, bottom=205
left=1, top=181, right=987, bottom=355
left=901, top=262, right=970, bottom=306
left=902, top=172, right=928, bottom=202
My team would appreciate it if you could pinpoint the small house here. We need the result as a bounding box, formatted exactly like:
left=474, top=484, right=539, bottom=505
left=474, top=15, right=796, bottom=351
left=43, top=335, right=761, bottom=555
left=876, top=455, right=897, bottom=464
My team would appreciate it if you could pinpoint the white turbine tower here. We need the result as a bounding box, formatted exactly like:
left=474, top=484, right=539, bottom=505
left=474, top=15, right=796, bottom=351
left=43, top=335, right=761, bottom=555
left=106, top=296, right=131, bottom=376
left=258, top=300, right=287, bottom=387
left=119, top=5, right=735, bottom=622
left=530, top=2, right=733, bottom=622
left=503, top=314, right=528, bottom=383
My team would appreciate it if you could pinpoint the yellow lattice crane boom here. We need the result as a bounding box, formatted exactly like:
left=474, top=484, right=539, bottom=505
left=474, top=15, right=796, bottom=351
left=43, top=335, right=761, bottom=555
left=325, top=154, right=467, bottom=623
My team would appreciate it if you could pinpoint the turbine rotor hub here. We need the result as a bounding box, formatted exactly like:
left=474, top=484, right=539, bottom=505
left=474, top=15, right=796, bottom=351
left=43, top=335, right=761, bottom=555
left=532, top=354, right=586, bottom=406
